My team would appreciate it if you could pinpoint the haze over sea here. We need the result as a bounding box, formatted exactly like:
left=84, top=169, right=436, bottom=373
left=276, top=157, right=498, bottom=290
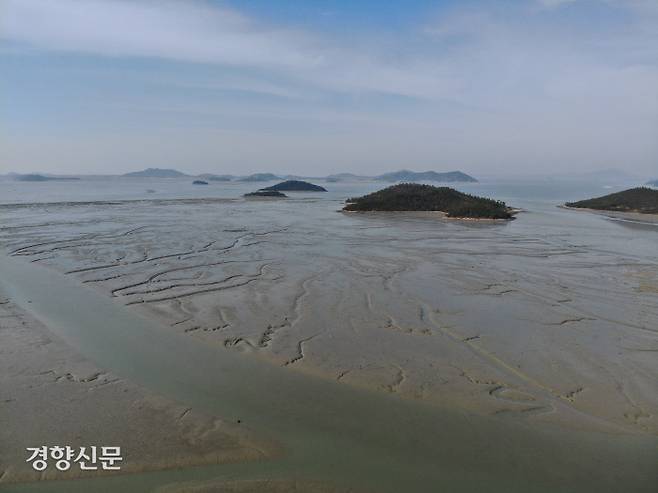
left=0, top=174, right=648, bottom=205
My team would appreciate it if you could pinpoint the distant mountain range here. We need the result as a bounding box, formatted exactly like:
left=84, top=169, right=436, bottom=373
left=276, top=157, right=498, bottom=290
left=92, top=168, right=480, bottom=183
left=11, top=167, right=653, bottom=186
left=123, top=168, right=188, bottom=178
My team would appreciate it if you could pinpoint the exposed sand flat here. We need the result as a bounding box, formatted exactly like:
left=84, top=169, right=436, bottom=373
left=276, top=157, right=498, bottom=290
left=561, top=206, right=658, bottom=225
left=0, top=297, right=279, bottom=484
left=1, top=196, right=657, bottom=439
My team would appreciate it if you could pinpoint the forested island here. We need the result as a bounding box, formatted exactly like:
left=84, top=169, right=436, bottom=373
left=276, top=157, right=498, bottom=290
left=565, top=187, right=658, bottom=214
left=244, top=190, right=287, bottom=198
left=261, top=180, right=327, bottom=192
left=343, top=184, right=513, bottom=219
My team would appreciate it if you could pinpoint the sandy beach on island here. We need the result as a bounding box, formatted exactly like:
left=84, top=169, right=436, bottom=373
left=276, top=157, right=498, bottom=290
left=1, top=187, right=657, bottom=492
left=560, top=204, right=658, bottom=225
left=340, top=209, right=521, bottom=222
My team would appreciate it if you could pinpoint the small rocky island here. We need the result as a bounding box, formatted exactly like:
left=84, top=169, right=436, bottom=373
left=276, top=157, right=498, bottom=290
left=565, top=187, right=658, bottom=214
left=260, top=180, right=327, bottom=192
left=343, top=184, right=513, bottom=219
left=15, top=174, right=79, bottom=182
left=192, top=180, right=209, bottom=185
left=244, top=190, right=287, bottom=198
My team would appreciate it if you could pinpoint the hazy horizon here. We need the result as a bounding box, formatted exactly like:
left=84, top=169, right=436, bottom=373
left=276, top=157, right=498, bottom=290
left=2, top=0, right=657, bottom=177
left=1, top=166, right=653, bottom=182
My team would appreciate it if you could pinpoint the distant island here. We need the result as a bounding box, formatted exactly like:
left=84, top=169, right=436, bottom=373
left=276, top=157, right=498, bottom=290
left=375, top=170, right=477, bottom=183
left=11, top=169, right=480, bottom=183
left=192, top=180, right=209, bottom=185
left=260, top=180, right=327, bottom=192
left=244, top=190, right=287, bottom=198
left=343, top=183, right=512, bottom=219
left=565, top=187, right=658, bottom=214
left=123, top=168, right=188, bottom=178
left=198, top=174, right=234, bottom=181
left=238, top=173, right=280, bottom=182
left=325, top=173, right=367, bottom=182
left=646, top=179, right=658, bottom=187
left=14, top=174, right=79, bottom=182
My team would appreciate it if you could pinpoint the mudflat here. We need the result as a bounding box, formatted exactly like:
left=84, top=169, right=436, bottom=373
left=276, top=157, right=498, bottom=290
left=1, top=190, right=657, bottom=492
left=0, top=297, right=279, bottom=484
left=2, top=197, right=656, bottom=433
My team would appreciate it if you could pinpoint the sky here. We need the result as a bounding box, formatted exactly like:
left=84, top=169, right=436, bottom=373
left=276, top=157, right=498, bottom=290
left=1, top=0, right=657, bottom=177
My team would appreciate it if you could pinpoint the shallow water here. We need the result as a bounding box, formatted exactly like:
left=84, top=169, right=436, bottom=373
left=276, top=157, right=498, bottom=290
left=0, top=254, right=656, bottom=493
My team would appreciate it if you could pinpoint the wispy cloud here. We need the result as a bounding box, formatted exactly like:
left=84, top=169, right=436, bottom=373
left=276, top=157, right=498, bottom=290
left=4, top=0, right=656, bottom=101
left=1, top=0, right=319, bottom=68
left=2, top=0, right=657, bottom=174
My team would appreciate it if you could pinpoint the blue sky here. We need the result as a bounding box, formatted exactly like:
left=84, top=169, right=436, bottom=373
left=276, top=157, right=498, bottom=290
left=1, top=0, right=657, bottom=176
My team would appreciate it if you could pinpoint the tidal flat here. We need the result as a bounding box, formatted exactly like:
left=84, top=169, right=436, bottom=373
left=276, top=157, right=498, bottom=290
left=0, top=179, right=657, bottom=492
left=0, top=298, right=280, bottom=484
